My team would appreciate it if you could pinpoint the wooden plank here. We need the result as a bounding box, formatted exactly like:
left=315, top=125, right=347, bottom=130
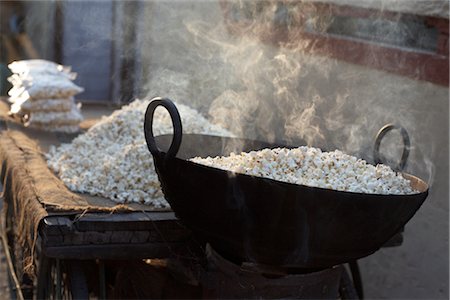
left=41, top=216, right=74, bottom=247
left=62, top=231, right=85, bottom=246
left=42, top=217, right=73, bottom=235
left=77, top=211, right=177, bottom=222
left=46, top=227, right=191, bottom=247
left=146, top=227, right=192, bottom=243
left=55, top=217, right=73, bottom=233
left=42, top=218, right=62, bottom=236
left=110, top=231, right=134, bottom=244
left=130, top=231, right=151, bottom=243
left=74, top=212, right=183, bottom=231
left=83, top=231, right=111, bottom=244
left=41, top=213, right=191, bottom=250
left=41, top=233, right=64, bottom=246
left=42, top=242, right=187, bottom=260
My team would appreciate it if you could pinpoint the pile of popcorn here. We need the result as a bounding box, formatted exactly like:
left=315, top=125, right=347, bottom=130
left=46, top=98, right=234, bottom=207
left=7, top=59, right=84, bottom=133
left=190, top=147, right=418, bottom=195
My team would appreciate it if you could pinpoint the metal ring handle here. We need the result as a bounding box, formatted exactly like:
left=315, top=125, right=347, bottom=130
left=373, top=124, right=410, bottom=171
left=144, top=97, right=182, bottom=162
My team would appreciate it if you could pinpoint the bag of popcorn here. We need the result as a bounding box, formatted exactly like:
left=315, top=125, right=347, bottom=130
left=7, top=74, right=84, bottom=99
left=25, top=103, right=83, bottom=126
left=8, top=59, right=75, bottom=79
left=10, top=98, right=75, bottom=114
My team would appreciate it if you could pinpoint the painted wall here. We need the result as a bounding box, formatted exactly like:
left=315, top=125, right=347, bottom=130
left=60, top=1, right=114, bottom=101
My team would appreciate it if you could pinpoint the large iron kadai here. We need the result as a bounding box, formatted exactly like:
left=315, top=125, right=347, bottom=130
left=144, top=97, right=429, bottom=269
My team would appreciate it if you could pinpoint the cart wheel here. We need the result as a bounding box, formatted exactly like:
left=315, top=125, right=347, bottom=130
left=36, top=257, right=89, bottom=299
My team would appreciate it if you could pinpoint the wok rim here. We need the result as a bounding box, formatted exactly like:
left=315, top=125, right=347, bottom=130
left=151, top=133, right=430, bottom=197
left=175, top=158, right=429, bottom=196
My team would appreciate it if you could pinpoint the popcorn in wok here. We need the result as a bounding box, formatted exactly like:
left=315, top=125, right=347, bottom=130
left=46, top=98, right=234, bottom=208
left=190, top=147, right=418, bottom=195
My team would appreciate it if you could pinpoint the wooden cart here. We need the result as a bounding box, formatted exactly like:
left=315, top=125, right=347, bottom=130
left=0, top=104, right=200, bottom=299
left=11, top=212, right=194, bottom=299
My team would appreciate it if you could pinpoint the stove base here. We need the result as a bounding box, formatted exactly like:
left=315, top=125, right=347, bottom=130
left=202, top=244, right=344, bottom=299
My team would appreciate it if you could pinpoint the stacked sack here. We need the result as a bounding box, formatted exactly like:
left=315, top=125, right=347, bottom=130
left=7, top=59, right=84, bottom=133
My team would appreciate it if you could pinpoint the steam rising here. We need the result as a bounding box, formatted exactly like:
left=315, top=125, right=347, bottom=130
left=21, top=1, right=446, bottom=189
left=139, top=0, right=442, bottom=188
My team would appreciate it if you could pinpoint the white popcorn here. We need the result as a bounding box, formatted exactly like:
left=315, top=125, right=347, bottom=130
left=190, top=147, right=418, bottom=195
left=46, top=98, right=234, bottom=208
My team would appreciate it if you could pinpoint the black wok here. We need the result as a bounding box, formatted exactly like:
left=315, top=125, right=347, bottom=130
left=144, top=98, right=429, bottom=268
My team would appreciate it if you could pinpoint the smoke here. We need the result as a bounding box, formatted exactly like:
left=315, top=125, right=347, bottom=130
left=17, top=0, right=446, bottom=189
left=140, top=0, right=446, bottom=188
left=21, top=0, right=438, bottom=188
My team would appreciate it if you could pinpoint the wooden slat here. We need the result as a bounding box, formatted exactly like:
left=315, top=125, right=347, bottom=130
left=110, top=231, right=134, bottom=244
left=84, top=231, right=111, bottom=244
left=62, top=231, right=85, bottom=246
left=42, top=242, right=186, bottom=260
left=130, top=231, right=151, bottom=243
left=77, top=211, right=177, bottom=222
left=40, top=212, right=192, bottom=251
left=42, top=217, right=72, bottom=235
left=73, top=212, right=182, bottom=231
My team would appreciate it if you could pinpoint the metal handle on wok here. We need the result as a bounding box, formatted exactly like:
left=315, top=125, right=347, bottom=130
left=373, top=124, right=410, bottom=171
left=370, top=124, right=411, bottom=299
left=144, top=97, right=182, bottom=163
